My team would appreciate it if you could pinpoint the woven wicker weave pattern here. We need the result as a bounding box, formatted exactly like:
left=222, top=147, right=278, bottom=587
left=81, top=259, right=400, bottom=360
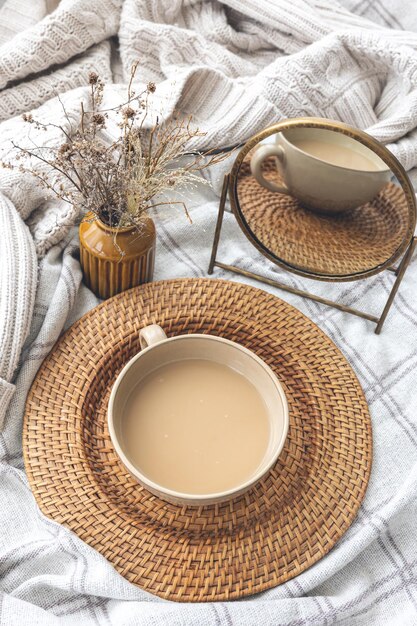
left=237, top=156, right=409, bottom=277
left=23, top=279, right=372, bottom=602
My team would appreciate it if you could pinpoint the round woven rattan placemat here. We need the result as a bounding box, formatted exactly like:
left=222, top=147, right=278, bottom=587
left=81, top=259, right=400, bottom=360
left=23, top=278, right=372, bottom=602
left=236, top=155, right=410, bottom=277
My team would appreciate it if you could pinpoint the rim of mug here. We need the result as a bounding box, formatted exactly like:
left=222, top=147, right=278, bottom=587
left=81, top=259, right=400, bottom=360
left=278, top=128, right=391, bottom=174
left=107, top=333, right=289, bottom=503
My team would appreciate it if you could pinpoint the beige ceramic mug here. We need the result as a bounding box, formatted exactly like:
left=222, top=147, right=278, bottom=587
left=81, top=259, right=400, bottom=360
left=250, top=128, right=391, bottom=214
left=108, top=324, right=289, bottom=506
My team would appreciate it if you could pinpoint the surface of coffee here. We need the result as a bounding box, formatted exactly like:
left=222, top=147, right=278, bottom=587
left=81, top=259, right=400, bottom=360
left=293, top=138, right=379, bottom=171
left=121, top=359, right=270, bottom=494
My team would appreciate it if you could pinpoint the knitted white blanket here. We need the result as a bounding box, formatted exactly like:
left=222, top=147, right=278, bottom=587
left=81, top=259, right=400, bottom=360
left=1, top=0, right=417, bottom=624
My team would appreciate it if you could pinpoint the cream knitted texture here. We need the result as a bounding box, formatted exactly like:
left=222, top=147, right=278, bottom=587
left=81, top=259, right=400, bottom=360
left=0, top=41, right=112, bottom=122
left=0, top=194, right=37, bottom=427
left=0, top=0, right=120, bottom=90
left=1, top=0, right=417, bottom=150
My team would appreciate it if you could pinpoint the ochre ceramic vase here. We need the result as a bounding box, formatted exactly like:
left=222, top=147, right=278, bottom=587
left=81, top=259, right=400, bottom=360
left=79, top=213, right=156, bottom=299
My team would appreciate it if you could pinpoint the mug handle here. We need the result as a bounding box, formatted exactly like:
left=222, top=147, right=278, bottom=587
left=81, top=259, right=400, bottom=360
left=250, top=144, right=292, bottom=195
left=139, top=324, right=167, bottom=349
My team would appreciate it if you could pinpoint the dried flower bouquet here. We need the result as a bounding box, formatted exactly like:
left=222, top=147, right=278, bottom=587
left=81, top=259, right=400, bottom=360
left=3, top=63, right=225, bottom=232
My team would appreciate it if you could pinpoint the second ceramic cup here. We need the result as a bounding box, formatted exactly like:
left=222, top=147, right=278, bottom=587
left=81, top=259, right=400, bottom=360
left=250, top=127, right=391, bottom=214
